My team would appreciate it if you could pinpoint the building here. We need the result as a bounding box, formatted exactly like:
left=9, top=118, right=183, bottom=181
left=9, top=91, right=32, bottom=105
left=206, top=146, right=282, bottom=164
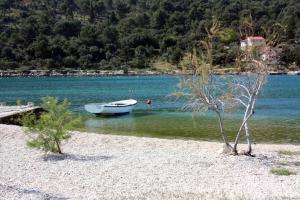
left=240, top=36, right=266, bottom=50
left=260, top=46, right=281, bottom=64
left=240, top=36, right=280, bottom=64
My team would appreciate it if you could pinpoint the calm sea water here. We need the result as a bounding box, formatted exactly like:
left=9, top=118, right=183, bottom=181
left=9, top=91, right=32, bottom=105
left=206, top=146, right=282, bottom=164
left=0, top=75, right=299, bottom=143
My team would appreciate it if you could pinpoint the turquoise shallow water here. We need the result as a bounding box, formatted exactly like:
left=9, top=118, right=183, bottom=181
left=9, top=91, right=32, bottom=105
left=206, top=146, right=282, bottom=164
left=0, top=75, right=299, bottom=143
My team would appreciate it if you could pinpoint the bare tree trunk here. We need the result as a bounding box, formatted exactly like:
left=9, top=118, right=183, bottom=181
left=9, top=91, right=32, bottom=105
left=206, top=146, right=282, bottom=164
left=216, top=111, right=232, bottom=149
left=244, top=122, right=252, bottom=155
left=233, top=90, right=259, bottom=155
left=55, top=140, right=62, bottom=154
left=232, top=103, right=251, bottom=154
left=244, top=94, right=259, bottom=156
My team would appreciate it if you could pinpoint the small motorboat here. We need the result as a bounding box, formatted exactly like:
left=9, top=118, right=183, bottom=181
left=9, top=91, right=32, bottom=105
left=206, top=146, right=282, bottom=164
left=84, top=99, right=137, bottom=115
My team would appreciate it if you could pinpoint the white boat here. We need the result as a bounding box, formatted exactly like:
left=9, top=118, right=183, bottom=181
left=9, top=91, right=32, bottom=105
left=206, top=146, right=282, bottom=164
left=84, top=99, right=137, bottom=115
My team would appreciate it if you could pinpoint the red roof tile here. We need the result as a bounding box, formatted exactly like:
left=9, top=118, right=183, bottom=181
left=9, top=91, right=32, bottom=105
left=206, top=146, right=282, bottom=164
left=247, top=36, right=265, bottom=40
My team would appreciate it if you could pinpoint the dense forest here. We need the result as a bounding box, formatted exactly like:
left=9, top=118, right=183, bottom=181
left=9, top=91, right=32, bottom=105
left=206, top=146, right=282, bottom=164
left=0, top=0, right=299, bottom=71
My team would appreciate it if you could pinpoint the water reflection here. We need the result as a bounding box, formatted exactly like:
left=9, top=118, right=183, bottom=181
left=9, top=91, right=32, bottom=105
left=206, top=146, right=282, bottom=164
left=85, top=114, right=137, bottom=131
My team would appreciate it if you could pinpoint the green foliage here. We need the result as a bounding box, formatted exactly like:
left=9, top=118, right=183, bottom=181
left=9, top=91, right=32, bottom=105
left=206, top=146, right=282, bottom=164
left=278, top=150, right=300, bottom=156
left=21, top=97, right=81, bottom=154
left=54, top=20, right=82, bottom=38
left=0, top=0, right=14, bottom=10
left=218, top=28, right=238, bottom=45
left=276, top=162, right=300, bottom=166
left=167, top=47, right=183, bottom=64
left=63, top=56, right=79, bottom=68
left=270, top=169, right=297, bottom=176
left=0, top=0, right=299, bottom=70
left=281, top=44, right=300, bottom=66
left=16, top=99, right=22, bottom=106
left=0, top=60, right=19, bottom=69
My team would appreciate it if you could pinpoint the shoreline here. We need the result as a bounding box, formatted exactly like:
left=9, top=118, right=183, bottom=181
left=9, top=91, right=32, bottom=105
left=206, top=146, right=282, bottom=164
left=1, top=124, right=300, bottom=199
left=0, top=69, right=300, bottom=77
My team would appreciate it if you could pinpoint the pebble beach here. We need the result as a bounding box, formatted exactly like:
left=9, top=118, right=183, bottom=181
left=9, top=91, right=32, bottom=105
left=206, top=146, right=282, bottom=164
left=1, top=124, right=300, bottom=200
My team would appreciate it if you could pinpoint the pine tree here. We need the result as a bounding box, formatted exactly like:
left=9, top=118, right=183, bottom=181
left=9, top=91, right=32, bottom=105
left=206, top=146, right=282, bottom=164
left=22, top=97, right=81, bottom=154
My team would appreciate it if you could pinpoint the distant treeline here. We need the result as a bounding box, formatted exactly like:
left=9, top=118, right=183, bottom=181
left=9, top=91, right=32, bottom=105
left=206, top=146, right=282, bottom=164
left=0, top=0, right=299, bottom=71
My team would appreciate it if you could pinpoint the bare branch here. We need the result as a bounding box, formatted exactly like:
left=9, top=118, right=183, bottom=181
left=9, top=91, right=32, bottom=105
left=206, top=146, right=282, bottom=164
left=234, top=98, right=247, bottom=108
left=236, top=83, right=251, bottom=97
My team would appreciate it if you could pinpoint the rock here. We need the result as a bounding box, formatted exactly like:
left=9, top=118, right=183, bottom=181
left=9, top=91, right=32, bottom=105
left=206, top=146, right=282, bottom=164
left=218, top=144, right=232, bottom=154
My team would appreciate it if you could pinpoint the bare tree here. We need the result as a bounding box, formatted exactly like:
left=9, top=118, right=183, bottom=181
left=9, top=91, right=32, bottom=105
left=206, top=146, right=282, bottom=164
left=228, top=22, right=285, bottom=155
left=177, top=17, right=284, bottom=156
left=175, top=19, right=232, bottom=151
left=227, top=65, right=268, bottom=155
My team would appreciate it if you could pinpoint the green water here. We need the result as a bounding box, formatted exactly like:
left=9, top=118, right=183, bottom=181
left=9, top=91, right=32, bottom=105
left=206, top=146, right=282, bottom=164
left=82, top=112, right=300, bottom=144
left=0, top=75, right=299, bottom=143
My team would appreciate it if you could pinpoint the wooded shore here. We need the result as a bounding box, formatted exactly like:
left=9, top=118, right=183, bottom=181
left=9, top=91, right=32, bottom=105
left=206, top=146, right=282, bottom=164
left=1, top=69, right=300, bottom=77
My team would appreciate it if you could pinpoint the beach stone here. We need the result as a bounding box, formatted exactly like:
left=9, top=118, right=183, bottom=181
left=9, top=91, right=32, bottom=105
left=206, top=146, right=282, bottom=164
left=0, top=124, right=300, bottom=199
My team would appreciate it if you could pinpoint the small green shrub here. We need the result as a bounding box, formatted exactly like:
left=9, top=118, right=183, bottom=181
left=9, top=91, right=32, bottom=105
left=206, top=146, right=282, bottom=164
left=22, top=96, right=81, bottom=154
left=16, top=99, right=22, bottom=106
left=270, top=169, right=297, bottom=176
left=277, top=162, right=300, bottom=166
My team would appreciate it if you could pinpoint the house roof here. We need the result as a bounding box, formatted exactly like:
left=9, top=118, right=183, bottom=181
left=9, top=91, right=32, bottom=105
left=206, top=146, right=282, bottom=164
left=247, top=36, right=265, bottom=40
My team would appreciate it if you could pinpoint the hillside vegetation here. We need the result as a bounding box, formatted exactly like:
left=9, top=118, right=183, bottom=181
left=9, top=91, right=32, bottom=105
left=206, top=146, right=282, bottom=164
left=0, top=0, right=299, bottom=71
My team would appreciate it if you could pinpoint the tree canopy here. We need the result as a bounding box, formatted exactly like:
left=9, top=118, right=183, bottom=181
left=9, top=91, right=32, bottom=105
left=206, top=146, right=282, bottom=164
left=0, top=0, right=299, bottom=70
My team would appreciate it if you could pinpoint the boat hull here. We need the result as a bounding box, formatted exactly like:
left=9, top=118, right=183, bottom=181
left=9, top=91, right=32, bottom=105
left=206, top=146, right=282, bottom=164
left=84, top=99, right=137, bottom=115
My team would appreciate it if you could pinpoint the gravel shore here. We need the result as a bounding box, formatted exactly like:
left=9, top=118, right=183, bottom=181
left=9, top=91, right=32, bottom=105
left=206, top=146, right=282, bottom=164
left=1, top=124, right=300, bottom=200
